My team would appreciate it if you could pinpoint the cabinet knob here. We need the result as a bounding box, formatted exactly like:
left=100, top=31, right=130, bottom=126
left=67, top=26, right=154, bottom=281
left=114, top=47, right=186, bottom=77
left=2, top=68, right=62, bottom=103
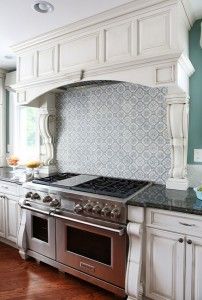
left=31, top=193, right=41, bottom=200
left=187, top=239, right=192, bottom=245
left=74, top=203, right=83, bottom=214
left=92, top=203, right=102, bottom=214
left=178, top=238, right=184, bottom=243
left=25, top=192, right=33, bottom=198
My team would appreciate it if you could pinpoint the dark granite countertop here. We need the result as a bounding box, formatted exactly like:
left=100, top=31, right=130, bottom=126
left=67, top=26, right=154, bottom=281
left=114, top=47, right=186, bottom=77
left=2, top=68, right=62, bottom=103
left=0, top=167, right=22, bottom=185
left=127, top=184, right=202, bottom=216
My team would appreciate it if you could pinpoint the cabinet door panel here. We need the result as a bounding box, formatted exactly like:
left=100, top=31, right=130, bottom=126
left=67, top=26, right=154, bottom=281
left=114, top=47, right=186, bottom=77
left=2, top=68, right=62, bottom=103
left=146, top=228, right=184, bottom=300
left=185, top=236, right=202, bottom=300
left=5, top=196, right=19, bottom=243
left=59, top=32, right=100, bottom=71
left=18, top=53, right=35, bottom=82
left=104, top=21, right=134, bottom=62
left=137, top=11, right=171, bottom=56
left=37, top=46, right=56, bottom=77
left=0, top=196, right=5, bottom=238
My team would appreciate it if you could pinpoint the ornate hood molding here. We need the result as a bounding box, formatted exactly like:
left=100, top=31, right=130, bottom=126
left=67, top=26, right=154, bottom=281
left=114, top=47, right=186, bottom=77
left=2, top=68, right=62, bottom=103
left=10, top=0, right=194, bottom=191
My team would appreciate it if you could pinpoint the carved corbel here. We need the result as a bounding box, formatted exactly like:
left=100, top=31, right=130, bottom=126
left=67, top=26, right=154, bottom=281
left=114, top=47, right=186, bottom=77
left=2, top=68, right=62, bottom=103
left=39, top=92, right=57, bottom=174
left=166, top=93, right=189, bottom=190
left=126, top=222, right=143, bottom=300
left=17, top=198, right=28, bottom=260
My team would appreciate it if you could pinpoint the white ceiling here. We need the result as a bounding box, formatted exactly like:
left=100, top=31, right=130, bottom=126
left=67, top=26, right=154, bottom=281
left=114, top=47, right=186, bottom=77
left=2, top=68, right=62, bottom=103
left=0, top=0, right=202, bottom=71
left=190, top=0, right=202, bottom=19
left=0, top=0, right=132, bottom=70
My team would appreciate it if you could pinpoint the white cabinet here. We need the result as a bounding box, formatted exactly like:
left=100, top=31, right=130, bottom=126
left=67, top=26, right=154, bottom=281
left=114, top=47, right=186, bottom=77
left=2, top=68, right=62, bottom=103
left=0, top=181, right=21, bottom=245
left=5, top=195, right=19, bottom=243
left=145, top=209, right=202, bottom=300
left=146, top=228, right=184, bottom=300
left=185, top=236, right=202, bottom=300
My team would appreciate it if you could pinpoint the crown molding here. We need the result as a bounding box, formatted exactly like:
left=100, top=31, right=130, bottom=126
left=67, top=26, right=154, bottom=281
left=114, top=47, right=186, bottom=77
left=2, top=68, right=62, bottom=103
left=181, top=0, right=196, bottom=26
left=178, top=53, right=195, bottom=77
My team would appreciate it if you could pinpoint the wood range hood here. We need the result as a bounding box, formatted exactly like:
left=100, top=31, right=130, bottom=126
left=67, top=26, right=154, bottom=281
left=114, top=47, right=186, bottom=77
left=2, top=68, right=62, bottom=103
left=10, top=0, right=195, bottom=190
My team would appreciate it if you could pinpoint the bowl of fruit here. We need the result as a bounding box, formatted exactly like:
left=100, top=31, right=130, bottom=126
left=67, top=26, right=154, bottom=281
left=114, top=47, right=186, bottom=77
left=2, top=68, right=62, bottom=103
left=194, top=186, right=202, bottom=200
left=25, top=160, right=42, bottom=179
left=6, top=155, right=20, bottom=179
left=6, top=155, right=19, bottom=170
left=25, top=160, right=42, bottom=169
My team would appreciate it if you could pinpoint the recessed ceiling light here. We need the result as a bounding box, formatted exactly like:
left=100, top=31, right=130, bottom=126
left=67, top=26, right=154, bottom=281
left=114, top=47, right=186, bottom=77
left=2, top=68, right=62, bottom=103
left=32, top=1, right=54, bottom=13
left=4, top=55, right=14, bottom=60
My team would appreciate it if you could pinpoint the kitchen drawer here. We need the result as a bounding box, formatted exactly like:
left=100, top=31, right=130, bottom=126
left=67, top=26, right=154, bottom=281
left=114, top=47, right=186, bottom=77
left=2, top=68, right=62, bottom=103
left=0, top=181, right=20, bottom=196
left=146, top=208, right=202, bottom=238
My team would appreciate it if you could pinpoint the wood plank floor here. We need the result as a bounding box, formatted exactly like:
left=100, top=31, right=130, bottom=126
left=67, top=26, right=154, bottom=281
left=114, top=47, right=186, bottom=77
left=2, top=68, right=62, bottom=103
left=0, top=242, right=121, bottom=300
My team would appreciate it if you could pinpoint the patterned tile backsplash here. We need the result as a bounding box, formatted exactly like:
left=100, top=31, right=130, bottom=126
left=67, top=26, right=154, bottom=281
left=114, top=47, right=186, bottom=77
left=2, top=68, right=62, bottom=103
left=55, top=82, right=170, bottom=184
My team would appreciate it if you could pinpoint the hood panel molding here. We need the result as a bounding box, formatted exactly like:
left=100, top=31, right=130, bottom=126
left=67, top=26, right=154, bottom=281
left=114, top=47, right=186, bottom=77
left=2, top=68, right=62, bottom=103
left=10, top=0, right=194, bottom=193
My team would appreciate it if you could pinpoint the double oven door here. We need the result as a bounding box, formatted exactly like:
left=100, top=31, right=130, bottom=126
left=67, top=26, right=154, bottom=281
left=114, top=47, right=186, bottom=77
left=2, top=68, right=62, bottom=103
left=26, top=210, right=56, bottom=259
left=55, top=215, right=127, bottom=288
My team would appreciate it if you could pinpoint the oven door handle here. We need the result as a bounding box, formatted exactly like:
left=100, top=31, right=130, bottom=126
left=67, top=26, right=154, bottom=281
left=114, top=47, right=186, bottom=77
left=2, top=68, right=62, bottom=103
left=20, top=204, right=51, bottom=216
left=52, top=213, right=125, bottom=236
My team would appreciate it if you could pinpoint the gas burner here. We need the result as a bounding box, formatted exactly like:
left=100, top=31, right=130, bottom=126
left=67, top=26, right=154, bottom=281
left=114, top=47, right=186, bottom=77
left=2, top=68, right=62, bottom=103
left=71, top=177, right=149, bottom=198
left=32, top=172, right=80, bottom=185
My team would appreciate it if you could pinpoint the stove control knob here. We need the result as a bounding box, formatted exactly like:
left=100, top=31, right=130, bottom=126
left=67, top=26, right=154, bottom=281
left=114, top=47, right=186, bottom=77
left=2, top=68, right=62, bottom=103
left=92, top=203, right=102, bottom=214
left=111, top=207, right=121, bottom=219
left=43, top=195, right=52, bottom=203
left=101, top=205, right=111, bottom=217
left=31, top=193, right=41, bottom=200
left=84, top=202, right=93, bottom=212
left=50, top=199, right=60, bottom=207
left=74, top=203, right=83, bottom=213
left=25, top=192, right=33, bottom=199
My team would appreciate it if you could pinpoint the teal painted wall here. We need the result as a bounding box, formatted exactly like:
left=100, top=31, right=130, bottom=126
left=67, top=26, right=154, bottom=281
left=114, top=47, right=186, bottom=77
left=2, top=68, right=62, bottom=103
left=188, top=19, right=202, bottom=164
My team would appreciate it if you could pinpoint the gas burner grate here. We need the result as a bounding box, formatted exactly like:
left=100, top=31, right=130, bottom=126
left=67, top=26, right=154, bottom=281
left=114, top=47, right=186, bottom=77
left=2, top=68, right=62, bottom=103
left=71, top=177, right=149, bottom=198
left=32, top=173, right=80, bottom=185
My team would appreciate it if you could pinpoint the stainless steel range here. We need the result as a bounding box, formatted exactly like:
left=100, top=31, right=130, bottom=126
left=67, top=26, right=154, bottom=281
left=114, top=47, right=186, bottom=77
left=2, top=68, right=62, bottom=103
left=18, top=173, right=151, bottom=297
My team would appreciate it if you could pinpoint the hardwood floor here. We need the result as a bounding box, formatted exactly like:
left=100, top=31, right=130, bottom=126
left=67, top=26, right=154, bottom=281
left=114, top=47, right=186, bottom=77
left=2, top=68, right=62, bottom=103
left=0, top=242, right=121, bottom=300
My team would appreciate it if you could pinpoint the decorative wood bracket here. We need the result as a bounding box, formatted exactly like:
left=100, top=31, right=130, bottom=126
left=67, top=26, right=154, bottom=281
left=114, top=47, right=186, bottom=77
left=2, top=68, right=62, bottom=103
left=17, top=198, right=28, bottom=260
left=38, top=92, right=57, bottom=174
left=166, top=93, right=189, bottom=190
left=126, top=222, right=143, bottom=300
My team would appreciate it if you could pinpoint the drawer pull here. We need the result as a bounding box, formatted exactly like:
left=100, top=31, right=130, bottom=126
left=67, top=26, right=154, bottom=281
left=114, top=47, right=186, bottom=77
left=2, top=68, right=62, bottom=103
left=178, top=238, right=184, bottom=243
left=187, top=240, right=192, bottom=245
left=179, top=222, right=196, bottom=227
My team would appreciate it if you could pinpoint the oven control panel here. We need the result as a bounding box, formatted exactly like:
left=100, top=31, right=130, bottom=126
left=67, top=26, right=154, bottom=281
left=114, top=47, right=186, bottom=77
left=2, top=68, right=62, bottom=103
left=24, top=190, right=61, bottom=208
left=23, top=187, right=126, bottom=224
left=73, top=200, right=123, bottom=221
